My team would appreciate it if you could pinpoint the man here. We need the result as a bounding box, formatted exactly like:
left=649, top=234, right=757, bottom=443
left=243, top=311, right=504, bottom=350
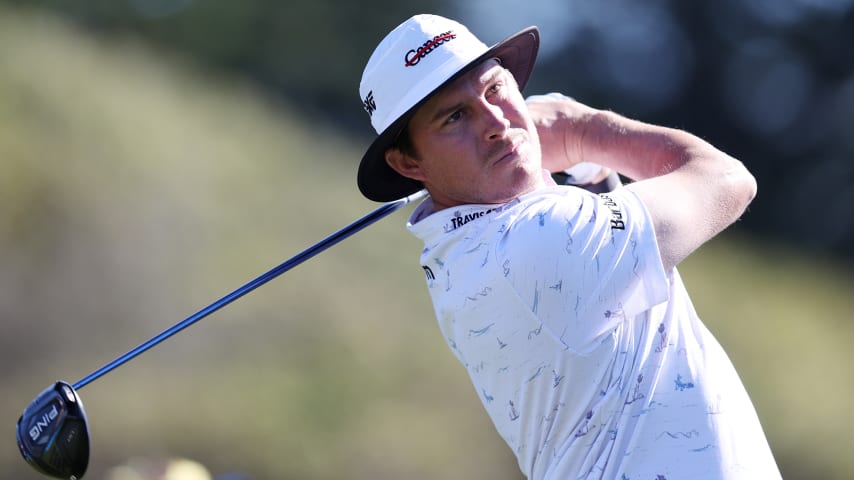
left=357, top=14, right=781, bottom=479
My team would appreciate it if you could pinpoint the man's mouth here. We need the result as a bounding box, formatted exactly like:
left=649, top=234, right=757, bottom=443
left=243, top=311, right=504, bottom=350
left=491, top=134, right=525, bottom=166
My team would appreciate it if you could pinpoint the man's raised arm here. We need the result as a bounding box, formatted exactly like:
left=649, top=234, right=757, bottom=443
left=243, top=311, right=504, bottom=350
left=528, top=95, right=757, bottom=270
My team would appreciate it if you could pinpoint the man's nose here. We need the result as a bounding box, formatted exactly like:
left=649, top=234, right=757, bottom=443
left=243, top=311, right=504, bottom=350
left=480, top=101, right=511, bottom=141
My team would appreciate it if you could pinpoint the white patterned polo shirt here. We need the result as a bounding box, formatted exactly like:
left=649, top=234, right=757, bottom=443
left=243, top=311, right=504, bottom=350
left=407, top=186, right=780, bottom=479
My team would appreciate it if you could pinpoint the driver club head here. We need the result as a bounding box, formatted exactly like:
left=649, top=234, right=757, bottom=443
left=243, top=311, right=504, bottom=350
left=16, top=381, right=90, bottom=479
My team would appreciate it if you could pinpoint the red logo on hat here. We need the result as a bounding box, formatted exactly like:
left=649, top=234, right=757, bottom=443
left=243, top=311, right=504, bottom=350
left=405, top=31, right=457, bottom=67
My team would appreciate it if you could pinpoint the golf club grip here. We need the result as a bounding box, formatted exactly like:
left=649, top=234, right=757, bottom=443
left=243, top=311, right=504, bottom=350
left=72, top=190, right=427, bottom=390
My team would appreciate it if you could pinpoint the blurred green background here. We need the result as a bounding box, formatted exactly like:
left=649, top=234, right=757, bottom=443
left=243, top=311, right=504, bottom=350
left=1, top=2, right=853, bottom=479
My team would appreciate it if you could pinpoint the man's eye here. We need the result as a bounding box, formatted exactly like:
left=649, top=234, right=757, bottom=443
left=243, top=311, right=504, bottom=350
left=488, top=82, right=503, bottom=95
left=447, top=110, right=463, bottom=123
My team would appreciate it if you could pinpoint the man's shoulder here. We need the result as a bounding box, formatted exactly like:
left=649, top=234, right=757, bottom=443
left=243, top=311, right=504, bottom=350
left=496, top=186, right=648, bottom=255
left=508, top=186, right=596, bottom=224
left=409, top=186, right=637, bottom=244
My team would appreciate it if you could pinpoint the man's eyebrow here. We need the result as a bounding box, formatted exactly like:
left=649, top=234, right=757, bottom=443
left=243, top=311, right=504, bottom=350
left=481, top=65, right=505, bottom=85
left=428, top=67, right=506, bottom=125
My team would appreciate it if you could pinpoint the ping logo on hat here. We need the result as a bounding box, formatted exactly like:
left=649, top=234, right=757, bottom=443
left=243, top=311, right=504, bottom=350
left=362, top=90, right=376, bottom=116
left=405, top=30, right=458, bottom=67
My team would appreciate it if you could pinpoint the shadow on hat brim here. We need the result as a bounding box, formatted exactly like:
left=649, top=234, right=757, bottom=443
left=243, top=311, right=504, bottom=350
left=358, top=26, right=540, bottom=203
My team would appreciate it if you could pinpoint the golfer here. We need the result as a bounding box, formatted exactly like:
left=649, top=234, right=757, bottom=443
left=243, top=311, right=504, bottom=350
left=357, top=14, right=781, bottom=479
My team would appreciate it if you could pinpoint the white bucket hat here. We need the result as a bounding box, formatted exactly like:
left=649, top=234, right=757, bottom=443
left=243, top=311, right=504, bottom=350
left=357, top=14, right=540, bottom=202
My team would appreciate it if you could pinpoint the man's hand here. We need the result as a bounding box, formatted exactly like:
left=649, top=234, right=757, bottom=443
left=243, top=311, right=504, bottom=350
left=526, top=93, right=598, bottom=173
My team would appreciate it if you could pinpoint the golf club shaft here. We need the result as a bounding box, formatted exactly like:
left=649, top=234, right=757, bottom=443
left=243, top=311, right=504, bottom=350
left=72, top=190, right=427, bottom=390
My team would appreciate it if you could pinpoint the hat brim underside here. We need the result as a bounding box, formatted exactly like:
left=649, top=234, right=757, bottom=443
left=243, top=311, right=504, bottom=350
left=358, top=26, right=540, bottom=202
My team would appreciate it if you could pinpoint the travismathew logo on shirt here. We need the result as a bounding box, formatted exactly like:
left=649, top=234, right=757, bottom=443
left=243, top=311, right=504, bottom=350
left=449, top=209, right=496, bottom=230
left=443, top=208, right=498, bottom=233
left=442, top=199, right=519, bottom=234
left=405, top=31, right=457, bottom=67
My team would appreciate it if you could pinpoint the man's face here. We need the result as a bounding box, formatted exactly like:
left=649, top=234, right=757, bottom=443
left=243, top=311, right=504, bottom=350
left=385, top=60, right=544, bottom=210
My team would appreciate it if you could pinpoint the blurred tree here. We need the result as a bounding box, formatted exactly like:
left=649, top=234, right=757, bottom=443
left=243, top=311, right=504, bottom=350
left=2, top=0, right=454, bottom=128
left=523, top=0, right=854, bottom=257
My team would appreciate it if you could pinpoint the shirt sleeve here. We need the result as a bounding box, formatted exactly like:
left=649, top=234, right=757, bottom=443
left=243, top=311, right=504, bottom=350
left=497, top=187, right=669, bottom=354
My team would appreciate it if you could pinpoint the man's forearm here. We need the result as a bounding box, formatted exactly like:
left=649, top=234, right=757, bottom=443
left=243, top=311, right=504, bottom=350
left=573, top=110, right=702, bottom=181
left=532, top=97, right=731, bottom=183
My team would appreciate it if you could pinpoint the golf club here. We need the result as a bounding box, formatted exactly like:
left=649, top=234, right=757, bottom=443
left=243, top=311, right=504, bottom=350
left=16, top=189, right=426, bottom=479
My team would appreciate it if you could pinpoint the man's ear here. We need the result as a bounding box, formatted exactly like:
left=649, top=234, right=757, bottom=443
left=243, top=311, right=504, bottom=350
left=385, top=148, right=427, bottom=181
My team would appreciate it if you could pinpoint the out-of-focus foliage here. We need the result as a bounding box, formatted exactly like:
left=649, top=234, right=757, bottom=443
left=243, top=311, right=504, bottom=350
left=1, top=0, right=454, bottom=129
left=1, top=5, right=853, bottom=480
left=519, top=0, right=854, bottom=259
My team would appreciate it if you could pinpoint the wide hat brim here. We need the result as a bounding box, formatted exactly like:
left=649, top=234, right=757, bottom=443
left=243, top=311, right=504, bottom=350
left=357, top=26, right=540, bottom=202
